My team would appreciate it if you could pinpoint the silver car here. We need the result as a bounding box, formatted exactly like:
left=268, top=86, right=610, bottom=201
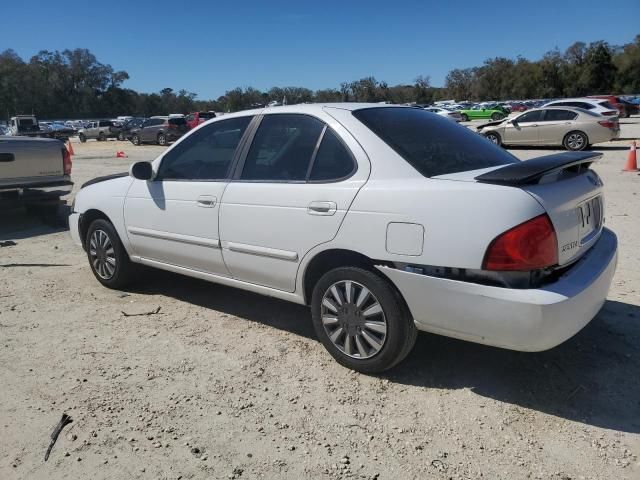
left=477, top=107, right=620, bottom=151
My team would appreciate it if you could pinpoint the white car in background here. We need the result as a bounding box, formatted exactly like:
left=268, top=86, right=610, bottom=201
left=69, top=104, right=617, bottom=373
left=423, top=106, right=463, bottom=122
left=543, top=98, right=618, bottom=117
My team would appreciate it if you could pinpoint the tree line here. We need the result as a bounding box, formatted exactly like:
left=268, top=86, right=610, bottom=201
left=1, top=36, right=638, bottom=120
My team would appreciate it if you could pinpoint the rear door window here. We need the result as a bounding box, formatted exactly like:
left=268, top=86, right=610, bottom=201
left=169, top=117, right=187, bottom=126
left=240, top=114, right=324, bottom=181
left=353, top=107, right=517, bottom=177
left=309, top=129, right=356, bottom=182
left=543, top=110, right=578, bottom=121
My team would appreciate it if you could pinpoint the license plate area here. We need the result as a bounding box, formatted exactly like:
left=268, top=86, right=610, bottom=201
left=578, top=195, right=603, bottom=244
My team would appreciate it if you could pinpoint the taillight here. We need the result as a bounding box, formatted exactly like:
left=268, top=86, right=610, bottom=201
left=601, top=111, right=616, bottom=116
left=62, top=147, right=72, bottom=175
left=483, top=214, right=558, bottom=271
left=598, top=120, right=616, bottom=128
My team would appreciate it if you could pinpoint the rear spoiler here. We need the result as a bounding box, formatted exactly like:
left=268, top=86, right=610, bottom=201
left=475, top=151, right=602, bottom=186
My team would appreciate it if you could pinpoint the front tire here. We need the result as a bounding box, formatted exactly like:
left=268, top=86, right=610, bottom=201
left=485, top=131, right=502, bottom=146
left=311, top=267, right=417, bottom=373
left=86, top=219, right=135, bottom=289
left=563, top=131, right=588, bottom=151
left=461, top=113, right=469, bottom=122
left=157, top=133, right=167, bottom=146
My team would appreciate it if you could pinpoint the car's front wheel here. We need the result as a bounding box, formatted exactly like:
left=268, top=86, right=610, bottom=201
left=86, top=219, right=135, bottom=289
left=311, top=267, right=417, bottom=373
left=485, top=132, right=502, bottom=146
left=563, top=131, right=588, bottom=151
left=157, top=133, right=167, bottom=146
left=461, top=113, right=469, bottom=122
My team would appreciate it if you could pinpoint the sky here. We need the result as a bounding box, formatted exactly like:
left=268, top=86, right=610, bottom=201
left=2, top=1, right=639, bottom=100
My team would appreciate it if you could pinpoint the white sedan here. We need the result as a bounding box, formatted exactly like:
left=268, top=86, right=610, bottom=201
left=423, top=106, right=463, bottom=122
left=69, top=104, right=617, bottom=373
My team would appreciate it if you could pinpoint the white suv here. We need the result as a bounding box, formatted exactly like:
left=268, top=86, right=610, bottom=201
left=69, top=104, right=617, bottom=373
left=543, top=98, right=618, bottom=117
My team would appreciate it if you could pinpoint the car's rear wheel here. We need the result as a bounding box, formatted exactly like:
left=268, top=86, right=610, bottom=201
left=311, top=267, right=417, bottom=373
left=157, top=133, right=167, bottom=146
left=563, top=131, right=588, bottom=151
left=485, top=132, right=502, bottom=146
left=461, top=113, right=469, bottom=122
left=491, top=112, right=504, bottom=121
left=78, top=133, right=86, bottom=143
left=98, top=132, right=106, bottom=142
left=131, top=134, right=140, bottom=146
left=118, top=132, right=125, bottom=141
left=86, top=219, right=135, bottom=289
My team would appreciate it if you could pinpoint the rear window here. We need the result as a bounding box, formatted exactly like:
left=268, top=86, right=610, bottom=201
left=199, top=112, right=216, bottom=119
left=169, top=118, right=187, bottom=125
left=352, top=107, right=517, bottom=177
left=598, top=101, right=616, bottom=110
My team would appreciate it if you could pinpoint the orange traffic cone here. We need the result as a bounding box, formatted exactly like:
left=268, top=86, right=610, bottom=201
left=66, top=139, right=75, bottom=156
left=116, top=151, right=126, bottom=158
left=623, top=141, right=638, bottom=172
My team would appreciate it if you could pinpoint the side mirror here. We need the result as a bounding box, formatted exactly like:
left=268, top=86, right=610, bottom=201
left=130, top=161, right=153, bottom=180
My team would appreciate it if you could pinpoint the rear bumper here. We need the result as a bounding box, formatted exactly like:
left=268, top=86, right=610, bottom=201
left=69, top=212, right=82, bottom=247
left=0, top=179, right=73, bottom=200
left=378, top=228, right=617, bottom=352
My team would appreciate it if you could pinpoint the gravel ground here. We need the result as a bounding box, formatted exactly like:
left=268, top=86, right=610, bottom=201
left=1, top=120, right=639, bottom=480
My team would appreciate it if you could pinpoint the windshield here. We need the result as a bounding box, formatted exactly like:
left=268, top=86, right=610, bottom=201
left=352, top=107, right=518, bottom=177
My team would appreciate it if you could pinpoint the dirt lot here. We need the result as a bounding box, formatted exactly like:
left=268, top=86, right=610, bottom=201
left=1, top=120, right=639, bottom=480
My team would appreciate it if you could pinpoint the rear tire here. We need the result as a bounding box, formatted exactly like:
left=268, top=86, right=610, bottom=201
left=86, top=219, right=135, bottom=289
left=563, top=131, right=588, bottom=151
left=118, top=132, right=125, bottom=141
left=131, top=134, right=140, bottom=146
left=98, top=132, right=106, bottom=142
left=157, top=133, right=167, bottom=146
left=79, top=133, right=86, bottom=143
left=311, top=267, right=417, bottom=374
left=491, top=112, right=504, bottom=121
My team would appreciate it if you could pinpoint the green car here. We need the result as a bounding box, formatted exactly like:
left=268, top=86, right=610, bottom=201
left=458, top=105, right=507, bottom=122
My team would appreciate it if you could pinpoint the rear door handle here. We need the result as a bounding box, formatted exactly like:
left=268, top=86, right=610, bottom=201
left=197, top=195, right=217, bottom=208
left=308, top=201, right=337, bottom=216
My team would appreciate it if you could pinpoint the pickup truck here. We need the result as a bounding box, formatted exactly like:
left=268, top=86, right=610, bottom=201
left=77, top=120, right=120, bottom=142
left=0, top=137, right=73, bottom=214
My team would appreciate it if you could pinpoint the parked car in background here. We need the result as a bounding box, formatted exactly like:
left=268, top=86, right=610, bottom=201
left=458, top=105, right=507, bottom=121
left=8, top=115, right=41, bottom=136
left=0, top=136, right=72, bottom=214
left=78, top=120, right=119, bottom=142
left=186, top=111, right=217, bottom=130
left=588, top=95, right=639, bottom=118
left=423, top=107, right=463, bottom=122
left=543, top=98, right=618, bottom=117
left=130, top=116, right=189, bottom=146
left=118, top=117, right=146, bottom=141
left=478, top=107, right=619, bottom=150
left=508, top=102, right=529, bottom=112
left=0, top=125, right=9, bottom=135
left=69, top=104, right=617, bottom=373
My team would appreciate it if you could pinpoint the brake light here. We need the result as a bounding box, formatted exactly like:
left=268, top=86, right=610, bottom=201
left=62, top=147, right=72, bottom=175
left=483, top=214, right=558, bottom=271
left=601, top=111, right=616, bottom=116
left=598, top=120, right=616, bottom=128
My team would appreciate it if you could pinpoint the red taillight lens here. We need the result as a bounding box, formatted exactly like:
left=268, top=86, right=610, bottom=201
left=62, top=147, right=72, bottom=175
left=483, top=214, right=558, bottom=271
left=602, top=111, right=616, bottom=116
left=598, top=120, right=615, bottom=128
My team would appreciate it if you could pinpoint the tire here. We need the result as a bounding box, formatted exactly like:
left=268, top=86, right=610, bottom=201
left=131, top=134, right=140, bottom=146
left=118, top=132, right=125, bottom=141
left=98, top=132, right=106, bottom=142
left=79, top=133, right=86, bottom=143
left=563, top=131, right=589, bottom=151
left=85, top=219, right=135, bottom=289
left=461, top=113, right=469, bottom=122
left=485, top=132, right=502, bottom=146
left=157, top=133, right=167, bottom=146
left=491, top=112, right=504, bottom=121
left=311, top=267, right=417, bottom=374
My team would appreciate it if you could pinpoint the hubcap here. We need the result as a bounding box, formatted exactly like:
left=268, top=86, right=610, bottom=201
left=488, top=134, right=498, bottom=144
left=567, top=134, right=584, bottom=150
left=321, top=280, right=387, bottom=359
left=89, top=229, right=116, bottom=280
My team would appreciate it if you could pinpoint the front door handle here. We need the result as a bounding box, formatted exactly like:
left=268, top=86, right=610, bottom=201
left=308, top=201, right=337, bottom=216
left=197, top=195, right=217, bottom=208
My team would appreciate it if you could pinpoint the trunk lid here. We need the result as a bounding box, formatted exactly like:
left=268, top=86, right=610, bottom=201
left=0, top=137, right=66, bottom=188
left=434, top=152, right=605, bottom=266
